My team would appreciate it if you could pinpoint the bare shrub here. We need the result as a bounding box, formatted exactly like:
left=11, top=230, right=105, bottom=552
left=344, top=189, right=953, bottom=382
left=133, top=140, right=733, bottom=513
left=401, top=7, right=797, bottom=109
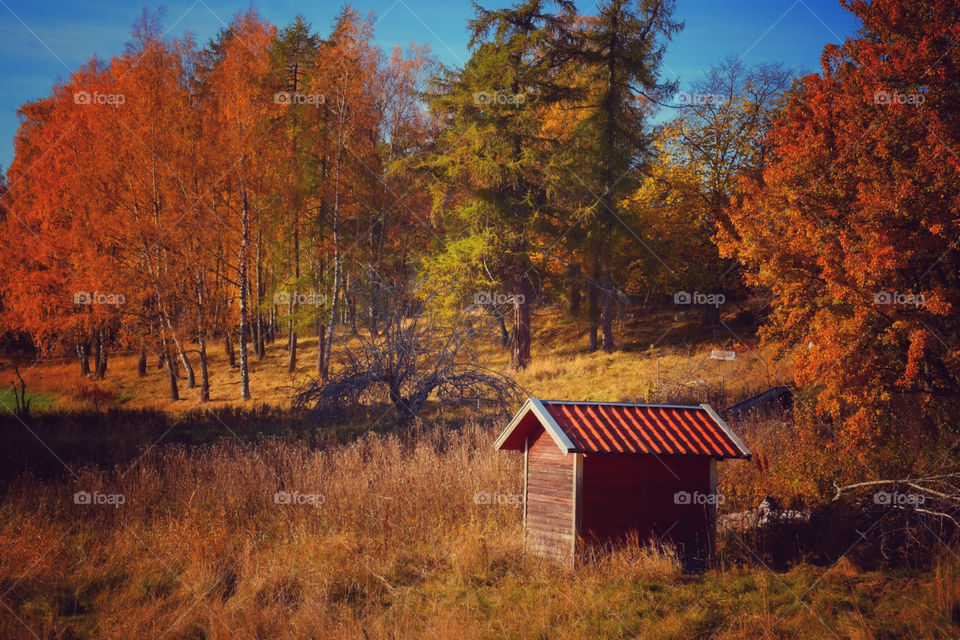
left=294, top=296, right=520, bottom=429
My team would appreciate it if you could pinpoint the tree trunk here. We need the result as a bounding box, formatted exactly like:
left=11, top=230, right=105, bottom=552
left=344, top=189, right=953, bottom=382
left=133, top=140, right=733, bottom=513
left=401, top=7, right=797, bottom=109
left=92, top=330, right=107, bottom=380
left=347, top=275, right=360, bottom=336
left=601, top=265, right=615, bottom=352
left=599, top=38, right=618, bottom=354
left=287, top=319, right=298, bottom=373
left=317, top=318, right=325, bottom=375
left=568, top=263, right=582, bottom=315
left=199, top=335, right=210, bottom=402
left=137, top=347, right=147, bottom=377
left=163, top=337, right=179, bottom=401
left=77, top=341, right=91, bottom=377
left=91, top=332, right=101, bottom=379
left=288, top=216, right=300, bottom=370
left=194, top=266, right=210, bottom=401
left=587, top=252, right=600, bottom=352
left=255, top=226, right=266, bottom=359
left=238, top=188, right=252, bottom=400
left=225, top=332, right=237, bottom=368
left=510, top=270, right=531, bottom=369
left=164, top=314, right=195, bottom=387
left=322, top=91, right=346, bottom=381
left=498, top=313, right=510, bottom=348
left=368, top=281, right=380, bottom=337
left=174, top=337, right=196, bottom=389
left=255, top=313, right=265, bottom=359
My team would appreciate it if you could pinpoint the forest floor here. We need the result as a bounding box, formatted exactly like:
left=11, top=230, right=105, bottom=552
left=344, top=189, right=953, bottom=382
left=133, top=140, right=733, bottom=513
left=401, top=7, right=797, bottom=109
left=0, top=304, right=790, bottom=415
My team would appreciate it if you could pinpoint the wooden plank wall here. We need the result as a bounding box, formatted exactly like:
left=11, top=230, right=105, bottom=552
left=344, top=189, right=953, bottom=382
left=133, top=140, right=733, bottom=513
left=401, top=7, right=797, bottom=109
left=579, top=454, right=714, bottom=562
left=523, top=425, right=575, bottom=565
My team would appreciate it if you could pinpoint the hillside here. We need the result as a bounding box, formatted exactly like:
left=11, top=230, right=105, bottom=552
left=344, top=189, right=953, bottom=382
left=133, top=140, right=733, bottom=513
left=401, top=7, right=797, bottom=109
left=0, top=306, right=788, bottom=415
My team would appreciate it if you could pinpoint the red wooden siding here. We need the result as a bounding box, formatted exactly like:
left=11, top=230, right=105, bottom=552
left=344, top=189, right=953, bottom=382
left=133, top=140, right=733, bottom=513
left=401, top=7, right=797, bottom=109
left=496, top=398, right=747, bottom=567
left=524, top=424, right=575, bottom=564
left=580, top=454, right=714, bottom=560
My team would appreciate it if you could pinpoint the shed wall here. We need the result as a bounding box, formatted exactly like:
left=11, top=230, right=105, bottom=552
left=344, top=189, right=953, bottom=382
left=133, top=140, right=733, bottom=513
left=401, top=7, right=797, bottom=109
left=580, top=454, right=715, bottom=562
left=523, top=425, right=575, bottom=564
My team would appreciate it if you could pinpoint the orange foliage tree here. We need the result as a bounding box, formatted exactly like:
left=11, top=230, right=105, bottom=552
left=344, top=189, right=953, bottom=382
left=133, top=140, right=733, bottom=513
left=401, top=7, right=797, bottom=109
left=0, top=7, right=435, bottom=403
left=719, top=0, right=960, bottom=451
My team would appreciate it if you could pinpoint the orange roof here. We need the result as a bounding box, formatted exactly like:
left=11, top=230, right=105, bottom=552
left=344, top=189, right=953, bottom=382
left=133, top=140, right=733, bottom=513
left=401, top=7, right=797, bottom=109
left=494, top=398, right=750, bottom=459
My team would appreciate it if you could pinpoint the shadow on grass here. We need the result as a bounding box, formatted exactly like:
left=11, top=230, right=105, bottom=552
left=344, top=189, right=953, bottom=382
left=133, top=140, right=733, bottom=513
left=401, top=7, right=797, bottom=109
left=0, top=405, right=380, bottom=490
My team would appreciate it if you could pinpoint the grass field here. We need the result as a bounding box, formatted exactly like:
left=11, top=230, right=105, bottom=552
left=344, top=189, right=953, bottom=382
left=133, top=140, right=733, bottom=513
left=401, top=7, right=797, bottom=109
left=1, top=424, right=959, bottom=639
left=1, top=307, right=957, bottom=639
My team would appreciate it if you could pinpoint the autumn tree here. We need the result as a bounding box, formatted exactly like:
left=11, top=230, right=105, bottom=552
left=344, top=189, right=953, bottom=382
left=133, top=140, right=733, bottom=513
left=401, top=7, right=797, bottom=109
left=309, top=7, right=387, bottom=379
left=651, top=58, right=792, bottom=323
left=270, top=16, right=321, bottom=372
left=0, top=60, right=129, bottom=380
left=720, top=0, right=960, bottom=454
left=202, top=10, right=278, bottom=400
left=570, top=0, right=681, bottom=351
left=0, top=6, right=435, bottom=405
left=416, top=0, right=578, bottom=369
left=106, top=10, right=204, bottom=398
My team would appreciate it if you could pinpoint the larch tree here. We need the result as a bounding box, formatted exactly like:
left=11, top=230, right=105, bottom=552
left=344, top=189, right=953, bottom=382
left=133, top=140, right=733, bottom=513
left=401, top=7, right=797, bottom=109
left=314, top=7, right=385, bottom=380
left=107, top=10, right=201, bottom=398
left=202, top=10, right=278, bottom=400
left=271, top=15, right=321, bottom=373
left=417, top=0, right=578, bottom=369
left=571, top=0, right=681, bottom=352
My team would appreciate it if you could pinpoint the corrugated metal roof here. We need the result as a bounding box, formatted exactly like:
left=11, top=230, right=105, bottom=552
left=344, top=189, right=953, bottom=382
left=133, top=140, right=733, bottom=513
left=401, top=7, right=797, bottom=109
left=494, top=398, right=750, bottom=459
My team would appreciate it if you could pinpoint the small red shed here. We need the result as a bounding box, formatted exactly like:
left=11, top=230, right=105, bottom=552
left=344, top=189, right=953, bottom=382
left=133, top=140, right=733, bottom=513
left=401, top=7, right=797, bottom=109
left=494, top=398, right=751, bottom=567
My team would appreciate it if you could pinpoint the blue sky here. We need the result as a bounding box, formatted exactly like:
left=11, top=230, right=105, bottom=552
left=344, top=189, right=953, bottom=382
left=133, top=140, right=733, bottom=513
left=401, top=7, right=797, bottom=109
left=0, top=0, right=861, bottom=170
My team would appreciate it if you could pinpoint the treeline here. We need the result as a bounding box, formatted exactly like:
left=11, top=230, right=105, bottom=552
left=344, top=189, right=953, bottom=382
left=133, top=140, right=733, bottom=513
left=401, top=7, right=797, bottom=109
left=4, top=0, right=956, bottom=450
left=1, top=7, right=434, bottom=401
left=6, top=0, right=777, bottom=400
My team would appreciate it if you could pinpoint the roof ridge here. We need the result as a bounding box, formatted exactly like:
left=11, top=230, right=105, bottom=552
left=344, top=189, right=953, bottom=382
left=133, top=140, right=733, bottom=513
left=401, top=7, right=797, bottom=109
left=539, top=399, right=705, bottom=410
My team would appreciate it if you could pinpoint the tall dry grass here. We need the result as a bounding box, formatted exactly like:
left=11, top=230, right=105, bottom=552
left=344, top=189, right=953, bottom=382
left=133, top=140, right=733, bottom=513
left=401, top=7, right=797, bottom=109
left=0, top=422, right=679, bottom=639
left=2, top=419, right=959, bottom=639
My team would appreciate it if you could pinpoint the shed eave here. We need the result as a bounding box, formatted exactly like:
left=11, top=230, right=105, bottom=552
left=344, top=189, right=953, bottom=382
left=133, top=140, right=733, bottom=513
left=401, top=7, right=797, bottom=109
left=699, top=403, right=752, bottom=459
left=494, top=397, right=576, bottom=454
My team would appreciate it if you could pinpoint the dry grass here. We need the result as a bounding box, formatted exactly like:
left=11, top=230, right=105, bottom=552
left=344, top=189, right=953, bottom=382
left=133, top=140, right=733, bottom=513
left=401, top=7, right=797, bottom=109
left=2, top=307, right=957, bottom=638
left=1, top=422, right=958, bottom=639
